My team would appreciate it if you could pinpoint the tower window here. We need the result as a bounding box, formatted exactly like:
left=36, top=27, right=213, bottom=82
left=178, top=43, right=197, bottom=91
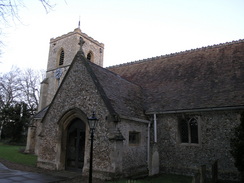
left=87, top=51, right=93, bottom=61
left=59, top=49, right=64, bottom=66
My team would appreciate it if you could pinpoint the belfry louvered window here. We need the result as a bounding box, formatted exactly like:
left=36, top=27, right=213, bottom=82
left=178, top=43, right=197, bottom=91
left=179, top=116, right=199, bottom=144
left=87, top=51, right=93, bottom=61
left=59, top=49, right=64, bottom=66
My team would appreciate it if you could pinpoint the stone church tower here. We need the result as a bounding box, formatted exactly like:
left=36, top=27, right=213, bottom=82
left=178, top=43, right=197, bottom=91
left=38, top=28, right=104, bottom=111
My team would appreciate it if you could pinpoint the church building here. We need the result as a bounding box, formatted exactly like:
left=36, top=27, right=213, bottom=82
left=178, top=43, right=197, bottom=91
left=25, top=27, right=244, bottom=181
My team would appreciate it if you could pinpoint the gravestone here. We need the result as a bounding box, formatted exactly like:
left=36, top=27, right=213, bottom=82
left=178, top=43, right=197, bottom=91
left=212, top=160, right=218, bottom=183
left=200, top=165, right=206, bottom=183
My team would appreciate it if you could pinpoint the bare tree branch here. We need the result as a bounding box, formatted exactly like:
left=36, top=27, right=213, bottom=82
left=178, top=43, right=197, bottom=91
left=0, top=0, right=55, bottom=54
left=0, top=67, right=42, bottom=112
left=39, top=0, right=55, bottom=13
left=19, top=68, right=41, bottom=112
left=0, top=67, right=22, bottom=107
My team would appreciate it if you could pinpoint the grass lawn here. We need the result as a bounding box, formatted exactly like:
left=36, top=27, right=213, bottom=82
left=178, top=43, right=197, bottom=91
left=0, top=142, right=37, bottom=166
left=108, top=174, right=192, bottom=183
left=0, top=143, right=239, bottom=183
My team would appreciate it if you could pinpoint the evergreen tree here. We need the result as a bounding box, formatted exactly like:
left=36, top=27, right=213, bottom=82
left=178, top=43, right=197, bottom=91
left=0, top=67, right=41, bottom=142
left=0, top=102, right=31, bottom=143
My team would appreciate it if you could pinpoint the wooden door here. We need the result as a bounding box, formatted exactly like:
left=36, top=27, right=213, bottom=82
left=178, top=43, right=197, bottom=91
left=66, top=118, right=86, bottom=171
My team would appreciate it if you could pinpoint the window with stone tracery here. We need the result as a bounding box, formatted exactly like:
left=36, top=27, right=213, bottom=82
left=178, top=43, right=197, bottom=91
left=179, top=116, right=199, bottom=144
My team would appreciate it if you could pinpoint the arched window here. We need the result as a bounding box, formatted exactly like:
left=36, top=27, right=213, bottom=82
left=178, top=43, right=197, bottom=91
left=179, top=116, right=199, bottom=144
left=59, top=49, right=64, bottom=66
left=180, top=118, right=189, bottom=143
left=189, top=118, right=198, bottom=143
left=87, top=51, right=93, bottom=61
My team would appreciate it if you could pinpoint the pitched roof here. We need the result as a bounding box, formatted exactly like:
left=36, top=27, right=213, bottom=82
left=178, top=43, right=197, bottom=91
left=108, top=40, right=244, bottom=113
left=87, top=61, right=146, bottom=120
left=33, top=105, right=49, bottom=119
left=38, top=51, right=146, bottom=121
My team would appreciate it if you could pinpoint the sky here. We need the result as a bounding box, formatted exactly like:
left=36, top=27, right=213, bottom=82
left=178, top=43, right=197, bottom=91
left=0, top=0, right=244, bottom=73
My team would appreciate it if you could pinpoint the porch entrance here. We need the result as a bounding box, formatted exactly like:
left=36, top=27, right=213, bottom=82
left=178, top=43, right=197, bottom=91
left=66, top=118, right=86, bottom=171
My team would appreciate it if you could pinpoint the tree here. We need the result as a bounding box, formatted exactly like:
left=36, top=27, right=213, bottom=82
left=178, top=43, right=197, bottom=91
left=19, top=69, right=41, bottom=115
left=230, top=112, right=244, bottom=181
left=0, top=67, right=22, bottom=107
left=0, top=67, right=22, bottom=140
left=0, top=67, right=42, bottom=141
left=0, top=102, right=31, bottom=143
left=0, top=0, right=53, bottom=22
left=0, top=0, right=54, bottom=55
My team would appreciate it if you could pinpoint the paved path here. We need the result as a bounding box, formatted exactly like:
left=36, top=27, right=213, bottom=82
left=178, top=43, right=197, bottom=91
left=0, top=163, right=65, bottom=183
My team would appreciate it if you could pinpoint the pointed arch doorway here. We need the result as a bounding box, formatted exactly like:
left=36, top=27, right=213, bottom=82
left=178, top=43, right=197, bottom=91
left=66, top=118, right=86, bottom=171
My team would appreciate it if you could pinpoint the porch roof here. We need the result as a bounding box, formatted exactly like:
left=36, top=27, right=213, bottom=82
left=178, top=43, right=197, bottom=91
left=86, top=60, right=147, bottom=120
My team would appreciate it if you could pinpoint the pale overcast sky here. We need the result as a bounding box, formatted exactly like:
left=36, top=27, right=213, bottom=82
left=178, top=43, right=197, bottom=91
left=0, top=0, right=244, bottom=73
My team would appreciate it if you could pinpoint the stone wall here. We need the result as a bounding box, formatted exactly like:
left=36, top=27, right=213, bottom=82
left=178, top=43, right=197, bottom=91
left=36, top=53, right=151, bottom=180
left=37, top=54, right=112, bottom=174
left=25, top=120, right=37, bottom=154
left=47, top=28, right=104, bottom=71
left=117, top=118, right=148, bottom=177
left=156, top=110, right=241, bottom=181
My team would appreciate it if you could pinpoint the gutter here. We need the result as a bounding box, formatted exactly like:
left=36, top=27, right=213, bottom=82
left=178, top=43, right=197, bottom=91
left=119, top=115, right=150, bottom=124
left=147, top=121, right=151, bottom=171
left=145, top=105, right=244, bottom=115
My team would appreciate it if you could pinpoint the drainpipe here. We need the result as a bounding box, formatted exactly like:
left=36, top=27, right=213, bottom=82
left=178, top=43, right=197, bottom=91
left=154, top=113, right=157, bottom=143
left=147, top=121, right=151, bottom=171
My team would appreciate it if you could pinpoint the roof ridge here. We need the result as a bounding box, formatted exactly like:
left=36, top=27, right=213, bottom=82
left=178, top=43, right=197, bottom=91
left=90, top=60, right=142, bottom=90
left=107, top=39, right=244, bottom=68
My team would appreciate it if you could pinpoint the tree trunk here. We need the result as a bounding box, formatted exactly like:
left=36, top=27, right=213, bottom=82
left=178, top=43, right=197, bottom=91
left=0, top=122, right=3, bottom=140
